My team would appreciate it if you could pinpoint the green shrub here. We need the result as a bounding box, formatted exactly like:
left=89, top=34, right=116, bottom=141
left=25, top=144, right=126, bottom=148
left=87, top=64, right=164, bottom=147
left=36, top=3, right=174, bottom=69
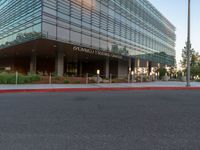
left=64, top=79, right=69, bottom=84
left=29, top=74, right=41, bottom=82
left=18, top=76, right=25, bottom=84
left=195, top=79, right=200, bottom=82
left=54, top=76, right=62, bottom=80
left=75, top=80, right=81, bottom=84
left=0, top=72, right=15, bottom=84
left=157, top=68, right=167, bottom=79
left=0, top=72, right=41, bottom=84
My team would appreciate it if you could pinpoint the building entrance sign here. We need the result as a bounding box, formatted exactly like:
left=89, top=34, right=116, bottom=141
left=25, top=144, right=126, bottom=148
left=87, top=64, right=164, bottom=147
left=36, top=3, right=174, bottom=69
left=73, top=46, right=123, bottom=59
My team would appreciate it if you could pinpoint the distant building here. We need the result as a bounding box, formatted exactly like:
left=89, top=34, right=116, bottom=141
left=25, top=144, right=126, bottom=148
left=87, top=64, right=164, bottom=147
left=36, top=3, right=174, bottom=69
left=0, top=0, right=176, bottom=77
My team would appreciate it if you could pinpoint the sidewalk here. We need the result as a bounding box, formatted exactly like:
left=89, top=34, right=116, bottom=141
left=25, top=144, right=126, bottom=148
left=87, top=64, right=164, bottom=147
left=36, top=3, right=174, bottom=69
left=1, top=81, right=200, bottom=93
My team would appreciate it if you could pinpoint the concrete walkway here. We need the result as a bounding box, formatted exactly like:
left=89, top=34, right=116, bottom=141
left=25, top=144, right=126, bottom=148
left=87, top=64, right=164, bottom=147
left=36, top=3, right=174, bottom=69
left=0, top=81, right=200, bottom=90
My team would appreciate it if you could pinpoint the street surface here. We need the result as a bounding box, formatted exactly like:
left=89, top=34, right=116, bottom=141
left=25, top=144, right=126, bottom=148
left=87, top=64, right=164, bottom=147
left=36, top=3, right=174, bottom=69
left=0, top=90, right=200, bottom=150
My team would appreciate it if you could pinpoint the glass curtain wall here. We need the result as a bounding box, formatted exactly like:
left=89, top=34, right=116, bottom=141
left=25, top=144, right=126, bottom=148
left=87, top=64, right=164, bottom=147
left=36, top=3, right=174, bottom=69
left=42, top=0, right=176, bottom=65
left=0, top=0, right=176, bottom=66
left=0, top=0, right=42, bottom=49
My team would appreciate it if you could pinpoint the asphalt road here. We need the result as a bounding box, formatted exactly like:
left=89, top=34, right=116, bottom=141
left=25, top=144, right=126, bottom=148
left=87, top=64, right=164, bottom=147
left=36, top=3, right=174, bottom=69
left=1, top=90, right=200, bottom=150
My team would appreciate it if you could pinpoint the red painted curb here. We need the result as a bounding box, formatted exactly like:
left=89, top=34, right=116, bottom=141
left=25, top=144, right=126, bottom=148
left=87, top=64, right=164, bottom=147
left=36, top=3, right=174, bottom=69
left=0, top=87, right=200, bottom=94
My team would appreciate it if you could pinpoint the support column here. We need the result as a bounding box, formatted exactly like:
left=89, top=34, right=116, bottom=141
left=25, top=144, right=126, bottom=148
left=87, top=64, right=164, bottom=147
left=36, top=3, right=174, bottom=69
left=128, top=57, right=131, bottom=73
left=135, top=58, right=140, bottom=75
left=30, top=54, right=36, bottom=74
left=105, top=57, right=109, bottom=78
left=55, top=50, right=64, bottom=76
left=79, top=61, right=83, bottom=76
left=148, top=61, right=152, bottom=75
left=146, top=61, right=149, bottom=75
left=118, top=59, right=128, bottom=78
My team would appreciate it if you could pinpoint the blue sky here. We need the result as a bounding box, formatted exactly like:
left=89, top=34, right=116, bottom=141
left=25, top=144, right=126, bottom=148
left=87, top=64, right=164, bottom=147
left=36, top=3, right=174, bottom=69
left=149, top=0, right=200, bottom=66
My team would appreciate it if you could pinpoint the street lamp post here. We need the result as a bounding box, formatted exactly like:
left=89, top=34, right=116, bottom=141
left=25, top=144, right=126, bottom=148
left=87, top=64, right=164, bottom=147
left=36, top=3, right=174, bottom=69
left=186, top=0, right=191, bottom=86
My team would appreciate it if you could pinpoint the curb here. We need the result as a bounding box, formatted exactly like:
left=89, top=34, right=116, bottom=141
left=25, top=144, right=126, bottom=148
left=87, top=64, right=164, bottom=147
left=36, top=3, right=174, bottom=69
left=1, top=87, right=200, bottom=93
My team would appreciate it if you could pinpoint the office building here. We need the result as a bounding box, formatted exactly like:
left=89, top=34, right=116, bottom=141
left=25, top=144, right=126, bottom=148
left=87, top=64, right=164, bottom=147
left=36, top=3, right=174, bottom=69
left=0, top=0, right=176, bottom=77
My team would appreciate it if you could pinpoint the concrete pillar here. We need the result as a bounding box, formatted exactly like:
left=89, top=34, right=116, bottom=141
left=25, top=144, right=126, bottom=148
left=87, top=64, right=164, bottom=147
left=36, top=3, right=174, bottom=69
left=135, top=58, right=140, bottom=75
left=75, top=61, right=78, bottom=76
left=128, top=57, right=131, bottom=73
left=118, top=59, right=128, bottom=78
left=30, top=54, right=36, bottom=74
left=137, top=58, right=140, bottom=68
left=158, top=63, right=161, bottom=68
left=146, top=61, right=149, bottom=75
left=55, top=50, right=64, bottom=76
left=105, top=57, right=109, bottom=78
left=79, top=61, right=82, bottom=76
left=148, top=61, right=152, bottom=74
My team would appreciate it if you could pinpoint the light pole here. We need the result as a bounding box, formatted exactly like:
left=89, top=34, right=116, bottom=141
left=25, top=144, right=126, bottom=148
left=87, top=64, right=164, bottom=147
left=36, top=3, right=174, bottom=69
left=186, top=0, right=191, bottom=86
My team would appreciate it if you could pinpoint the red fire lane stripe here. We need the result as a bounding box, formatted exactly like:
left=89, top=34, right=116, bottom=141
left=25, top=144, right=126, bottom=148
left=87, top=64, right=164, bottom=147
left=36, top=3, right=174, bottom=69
left=0, top=87, right=200, bottom=94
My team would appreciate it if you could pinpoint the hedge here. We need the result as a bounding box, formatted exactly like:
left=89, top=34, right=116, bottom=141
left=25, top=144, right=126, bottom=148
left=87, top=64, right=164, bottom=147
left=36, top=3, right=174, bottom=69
left=0, top=72, right=41, bottom=84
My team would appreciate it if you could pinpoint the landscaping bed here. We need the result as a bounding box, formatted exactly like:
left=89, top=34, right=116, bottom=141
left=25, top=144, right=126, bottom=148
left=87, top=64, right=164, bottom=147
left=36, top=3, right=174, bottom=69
left=0, top=72, right=41, bottom=84
left=33, top=76, right=88, bottom=84
left=0, top=72, right=157, bottom=84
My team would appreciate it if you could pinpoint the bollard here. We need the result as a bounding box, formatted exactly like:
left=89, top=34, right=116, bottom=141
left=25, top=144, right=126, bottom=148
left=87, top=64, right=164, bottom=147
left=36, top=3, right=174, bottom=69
left=109, top=74, right=112, bottom=84
left=16, top=71, right=18, bottom=85
left=86, top=73, right=88, bottom=84
left=132, top=74, right=134, bottom=83
left=97, top=70, right=100, bottom=84
left=128, top=73, right=130, bottom=83
left=97, top=74, right=100, bottom=84
left=49, top=73, right=52, bottom=84
left=155, top=73, right=158, bottom=81
left=131, top=71, right=134, bottom=83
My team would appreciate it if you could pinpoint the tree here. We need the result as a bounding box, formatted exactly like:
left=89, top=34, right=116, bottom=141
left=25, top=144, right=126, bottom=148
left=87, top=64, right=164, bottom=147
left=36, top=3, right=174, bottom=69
left=180, top=45, right=199, bottom=68
left=180, top=45, right=200, bottom=79
left=191, top=51, right=199, bottom=67
left=168, top=66, right=176, bottom=78
left=157, top=67, right=167, bottom=79
left=191, top=66, right=200, bottom=78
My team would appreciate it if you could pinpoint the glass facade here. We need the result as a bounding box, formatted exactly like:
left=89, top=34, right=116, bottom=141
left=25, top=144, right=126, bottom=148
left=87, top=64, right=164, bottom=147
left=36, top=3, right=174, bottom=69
left=0, top=0, right=176, bottom=65
left=0, top=0, right=42, bottom=49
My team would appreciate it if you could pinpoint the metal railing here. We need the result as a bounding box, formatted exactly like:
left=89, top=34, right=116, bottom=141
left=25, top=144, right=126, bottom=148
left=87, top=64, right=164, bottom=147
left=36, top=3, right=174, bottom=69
left=44, top=72, right=159, bottom=84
